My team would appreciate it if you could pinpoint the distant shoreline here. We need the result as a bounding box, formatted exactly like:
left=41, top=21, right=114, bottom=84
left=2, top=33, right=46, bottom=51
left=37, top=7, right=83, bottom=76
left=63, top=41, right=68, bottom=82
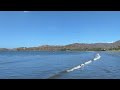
left=0, top=50, right=120, bottom=52
left=0, top=40, right=120, bottom=51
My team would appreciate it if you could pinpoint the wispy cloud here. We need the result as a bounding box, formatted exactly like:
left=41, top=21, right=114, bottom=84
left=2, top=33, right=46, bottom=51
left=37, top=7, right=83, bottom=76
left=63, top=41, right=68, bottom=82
left=107, top=41, right=114, bottom=43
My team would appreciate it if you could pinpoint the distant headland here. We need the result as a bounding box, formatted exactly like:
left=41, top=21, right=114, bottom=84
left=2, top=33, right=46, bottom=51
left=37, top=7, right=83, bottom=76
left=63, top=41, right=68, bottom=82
left=0, top=40, right=120, bottom=51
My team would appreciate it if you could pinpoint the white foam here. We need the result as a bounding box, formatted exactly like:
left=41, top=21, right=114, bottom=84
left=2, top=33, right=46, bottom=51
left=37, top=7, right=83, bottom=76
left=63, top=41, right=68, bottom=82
left=66, top=53, right=101, bottom=73
left=84, top=60, right=92, bottom=65
left=93, top=53, right=101, bottom=61
left=66, top=63, right=85, bottom=72
left=67, top=65, right=83, bottom=72
left=81, top=64, right=84, bottom=66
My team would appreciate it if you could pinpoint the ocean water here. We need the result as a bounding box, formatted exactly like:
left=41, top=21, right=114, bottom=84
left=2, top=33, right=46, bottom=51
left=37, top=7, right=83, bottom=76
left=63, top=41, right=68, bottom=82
left=0, top=51, right=120, bottom=79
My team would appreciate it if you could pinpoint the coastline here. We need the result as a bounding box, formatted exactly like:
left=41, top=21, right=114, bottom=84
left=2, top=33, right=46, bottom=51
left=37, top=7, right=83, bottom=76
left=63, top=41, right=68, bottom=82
left=0, top=50, right=120, bottom=52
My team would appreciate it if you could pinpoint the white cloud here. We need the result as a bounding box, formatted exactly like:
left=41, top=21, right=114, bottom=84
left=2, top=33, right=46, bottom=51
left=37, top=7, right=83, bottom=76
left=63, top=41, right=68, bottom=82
left=107, top=41, right=114, bottom=43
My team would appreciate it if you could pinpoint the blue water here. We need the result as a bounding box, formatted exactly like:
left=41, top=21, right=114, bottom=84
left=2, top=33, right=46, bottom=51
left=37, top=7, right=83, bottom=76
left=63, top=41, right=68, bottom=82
left=0, top=51, right=120, bottom=79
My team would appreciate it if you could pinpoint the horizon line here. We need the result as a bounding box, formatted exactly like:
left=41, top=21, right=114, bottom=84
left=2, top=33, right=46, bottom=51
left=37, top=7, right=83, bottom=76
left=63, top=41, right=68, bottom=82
left=0, top=40, right=118, bottom=49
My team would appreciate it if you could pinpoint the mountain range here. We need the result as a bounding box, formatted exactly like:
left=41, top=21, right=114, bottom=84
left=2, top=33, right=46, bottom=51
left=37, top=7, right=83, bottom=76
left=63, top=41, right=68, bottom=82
left=1, top=40, right=120, bottom=51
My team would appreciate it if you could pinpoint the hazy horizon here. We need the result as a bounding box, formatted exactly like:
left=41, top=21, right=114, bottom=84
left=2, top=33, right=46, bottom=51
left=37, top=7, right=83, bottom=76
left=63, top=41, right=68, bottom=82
left=0, top=11, right=120, bottom=48
left=0, top=40, right=119, bottom=49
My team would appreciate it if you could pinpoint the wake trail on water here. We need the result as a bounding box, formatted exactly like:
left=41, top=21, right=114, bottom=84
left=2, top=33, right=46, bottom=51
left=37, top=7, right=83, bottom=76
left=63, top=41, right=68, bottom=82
left=48, top=53, right=101, bottom=79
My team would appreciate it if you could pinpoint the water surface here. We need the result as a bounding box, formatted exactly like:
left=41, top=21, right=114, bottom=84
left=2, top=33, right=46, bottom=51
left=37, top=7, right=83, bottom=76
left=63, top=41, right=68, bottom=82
left=0, top=51, right=120, bottom=79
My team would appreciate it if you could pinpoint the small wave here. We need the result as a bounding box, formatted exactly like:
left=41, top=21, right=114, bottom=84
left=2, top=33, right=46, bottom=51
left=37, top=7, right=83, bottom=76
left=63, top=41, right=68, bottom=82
left=93, top=53, right=101, bottom=61
left=66, top=53, right=101, bottom=73
left=84, top=60, right=92, bottom=65
left=66, top=65, right=83, bottom=72
left=47, top=53, right=101, bottom=79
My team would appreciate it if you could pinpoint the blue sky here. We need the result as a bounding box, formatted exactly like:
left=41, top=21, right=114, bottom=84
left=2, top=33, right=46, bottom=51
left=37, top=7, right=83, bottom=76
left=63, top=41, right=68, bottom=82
left=0, top=11, right=120, bottom=48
